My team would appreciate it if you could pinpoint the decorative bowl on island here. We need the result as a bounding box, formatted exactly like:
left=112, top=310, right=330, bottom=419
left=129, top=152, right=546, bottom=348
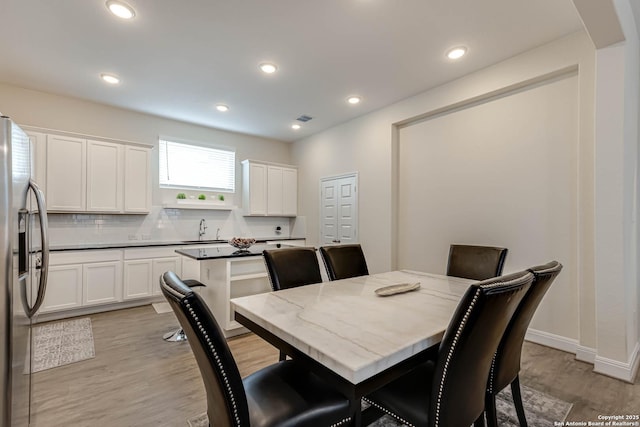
left=228, top=237, right=256, bottom=250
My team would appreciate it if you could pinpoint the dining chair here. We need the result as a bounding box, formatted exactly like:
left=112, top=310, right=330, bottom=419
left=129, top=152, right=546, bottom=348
left=263, top=247, right=323, bottom=291
left=263, top=247, right=323, bottom=360
left=484, top=260, right=563, bottom=427
left=319, top=244, right=369, bottom=281
left=446, top=244, right=508, bottom=280
left=160, top=271, right=352, bottom=427
left=162, top=278, right=205, bottom=342
left=363, top=270, right=534, bottom=427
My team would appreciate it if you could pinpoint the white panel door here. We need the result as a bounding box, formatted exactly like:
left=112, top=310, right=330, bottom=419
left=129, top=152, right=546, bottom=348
left=282, top=168, right=298, bottom=216
left=124, top=146, right=151, bottom=213
left=46, top=135, right=86, bottom=211
left=267, top=166, right=284, bottom=215
left=83, top=261, right=123, bottom=305
left=87, top=140, right=122, bottom=212
left=320, top=174, right=358, bottom=245
left=246, top=162, right=267, bottom=215
left=123, top=260, right=153, bottom=300
left=40, top=264, right=83, bottom=313
left=152, top=257, right=182, bottom=295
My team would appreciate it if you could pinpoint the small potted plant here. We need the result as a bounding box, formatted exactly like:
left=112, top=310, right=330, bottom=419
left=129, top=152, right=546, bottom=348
left=176, top=193, right=186, bottom=199
left=198, top=194, right=206, bottom=200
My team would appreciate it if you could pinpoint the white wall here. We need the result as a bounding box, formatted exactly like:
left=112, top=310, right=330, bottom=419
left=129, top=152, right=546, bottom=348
left=292, top=30, right=603, bottom=368
left=396, top=72, right=579, bottom=339
left=0, top=83, right=295, bottom=244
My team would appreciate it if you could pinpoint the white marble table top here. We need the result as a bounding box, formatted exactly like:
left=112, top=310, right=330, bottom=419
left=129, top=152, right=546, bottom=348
left=231, top=270, right=474, bottom=384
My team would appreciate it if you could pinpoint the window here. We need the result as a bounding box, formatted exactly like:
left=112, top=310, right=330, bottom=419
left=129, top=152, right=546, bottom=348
left=159, top=138, right=235, bottom=192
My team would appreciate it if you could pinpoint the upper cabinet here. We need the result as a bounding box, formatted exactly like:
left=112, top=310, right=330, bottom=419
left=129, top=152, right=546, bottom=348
left=123, top=146, right=152, bottom=213
left=27, top=130, right=152, bottom=214
left=46, top=135, right=87, bottom=211
left=242, top=160, right=297, bottom=217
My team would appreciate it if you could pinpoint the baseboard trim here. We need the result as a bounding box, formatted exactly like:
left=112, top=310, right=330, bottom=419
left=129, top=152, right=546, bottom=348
left=575, top=345, right=597, bottom=363
left=525, top=328, right=579, bottom=354
left=594, top=342, right=640, bottom=383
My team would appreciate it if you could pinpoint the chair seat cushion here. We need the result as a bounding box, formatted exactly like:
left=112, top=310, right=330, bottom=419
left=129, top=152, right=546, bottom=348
left=244, top=360, right=351, bottom=427
left=365, top=361, right=435, bottom=427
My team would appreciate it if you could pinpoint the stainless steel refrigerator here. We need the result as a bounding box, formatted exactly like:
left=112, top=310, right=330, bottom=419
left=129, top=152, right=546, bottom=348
left=1, top=115, right=49, bottom=426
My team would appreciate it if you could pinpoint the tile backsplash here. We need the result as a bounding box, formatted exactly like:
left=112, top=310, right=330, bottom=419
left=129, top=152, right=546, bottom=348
left=47, top=206, right=300, bottom=246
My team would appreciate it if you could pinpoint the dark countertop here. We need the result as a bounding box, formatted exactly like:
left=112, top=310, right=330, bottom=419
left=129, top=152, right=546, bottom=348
left=176, top=243, right=291, bottom=260
left=49, top=237, right=304, bottom=252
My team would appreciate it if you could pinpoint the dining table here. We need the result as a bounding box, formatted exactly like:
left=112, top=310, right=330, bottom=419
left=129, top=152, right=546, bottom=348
left=231, top=269, right=475, bottom=426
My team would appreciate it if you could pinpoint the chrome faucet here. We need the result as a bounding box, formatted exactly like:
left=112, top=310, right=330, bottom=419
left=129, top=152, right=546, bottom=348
left=199, top=219, right=208, bottom=241
left=216, top=227, right=221, bottom=240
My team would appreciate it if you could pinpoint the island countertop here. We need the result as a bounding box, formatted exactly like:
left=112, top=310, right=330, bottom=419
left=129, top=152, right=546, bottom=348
left=176, top=243, right=295, bottom=260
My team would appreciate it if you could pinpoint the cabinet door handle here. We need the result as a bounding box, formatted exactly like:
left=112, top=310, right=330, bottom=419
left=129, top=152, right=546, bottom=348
left=332, top=239, right=341, bottom=244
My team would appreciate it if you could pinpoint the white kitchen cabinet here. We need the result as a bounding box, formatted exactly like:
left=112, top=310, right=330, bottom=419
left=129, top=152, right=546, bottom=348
left=40, top=264, right=83, bottom=313
left=123, top=260, right=153, bottom=300
left=242, top=161, right=267, bottom=215
left=152, top=257, right=182, bottom=295
left=31, top=128, right=152, bottom=214
left=124, top=247, right=182, bottom=298
left=46, top=134, right=86, bottom=211
left=123, top=145, right=151, bottom=213
left=83, top=261, right=123, bottom=305
left=87, top=140, right=123, bottom=212
left=282, top=167, right=298, bottom=216
left=242, top=160, right=297, bottom=217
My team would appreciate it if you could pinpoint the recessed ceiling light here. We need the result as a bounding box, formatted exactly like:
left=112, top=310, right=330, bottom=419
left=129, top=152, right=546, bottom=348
left=100, top=73, right=120, bottom=85
left=347, top=96, right=361, bottom=105
left=446, top=46, right=467, bottom=60
left=259, top=63, right=278, bottom=74
left=216, top=104, right=229, bottom=112
left=106, top=0, right=135, bottom=19
left=291, top=124, right=301, bottom=130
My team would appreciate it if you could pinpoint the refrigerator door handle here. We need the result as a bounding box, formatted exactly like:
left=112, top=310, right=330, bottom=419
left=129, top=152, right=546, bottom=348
left=26, top=179, right=49, bottom=318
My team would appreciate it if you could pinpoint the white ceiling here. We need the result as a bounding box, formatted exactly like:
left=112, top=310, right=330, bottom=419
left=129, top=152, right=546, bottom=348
left=0, top=0, right=584, bottom=142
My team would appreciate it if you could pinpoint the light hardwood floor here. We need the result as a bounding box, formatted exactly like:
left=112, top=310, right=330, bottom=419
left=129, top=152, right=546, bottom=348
left=30, top=305, right=639, bottom=427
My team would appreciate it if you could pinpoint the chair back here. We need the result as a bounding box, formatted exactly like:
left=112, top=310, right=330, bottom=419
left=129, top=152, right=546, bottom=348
left=319, top=244, right=369, bottom=281
left=263, top=247, right=322, bottom=291
left=429, top=270, right=533, bottom=427
left=446, top=244, right=508, bottom=280
left=489, top=260, right=563, bottom=394
left=160, top=271, right=249, bottom=427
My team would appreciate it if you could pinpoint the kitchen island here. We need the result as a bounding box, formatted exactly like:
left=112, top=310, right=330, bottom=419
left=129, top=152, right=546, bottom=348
left=176, top=242, right=304, bottom=337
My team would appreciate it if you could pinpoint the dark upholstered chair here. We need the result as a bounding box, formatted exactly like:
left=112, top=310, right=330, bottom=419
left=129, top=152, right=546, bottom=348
left=485, top=261, right=563, bottom=427
left=319, top=244, right=369, bottom=281
left=163, top=279, right=206, bottom=342
left=263, top=247, right=323, bottom=360
left=263, top=247, right=322, bottom=291
left=160, top=271, right=352, bottom=427
left=363, top=270, right=533, bottom=427
left=446, top=244, right=508, bottom=280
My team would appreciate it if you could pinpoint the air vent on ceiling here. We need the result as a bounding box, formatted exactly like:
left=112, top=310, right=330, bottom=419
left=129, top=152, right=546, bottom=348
left=296, top=115, right=313, bottom=122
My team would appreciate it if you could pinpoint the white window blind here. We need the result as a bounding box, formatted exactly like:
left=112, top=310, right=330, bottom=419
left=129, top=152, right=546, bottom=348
left=159, top=139, right=235, bottom=192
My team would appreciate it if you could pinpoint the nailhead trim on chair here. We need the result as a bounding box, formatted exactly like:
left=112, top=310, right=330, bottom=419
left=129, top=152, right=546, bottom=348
left=434, top=288, right=480, bottom=427
left=330, top=416, right=353, bottom=427
left=362, top=397, right=415, bottom=427
left=487, top=353, right=497, bottom=394
left=186, top=302, right=242, bottom=427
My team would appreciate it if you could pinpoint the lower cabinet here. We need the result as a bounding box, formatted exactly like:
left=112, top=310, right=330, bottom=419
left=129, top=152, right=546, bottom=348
left=41, top=250, right=122, bottom=314
left=123, top=247, right=182, bottom=300
left=41, top=247, right=183, bottom=316
left=41, top=264, right=83, bottom=313
left=123, top=260, right=153, bottom=300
